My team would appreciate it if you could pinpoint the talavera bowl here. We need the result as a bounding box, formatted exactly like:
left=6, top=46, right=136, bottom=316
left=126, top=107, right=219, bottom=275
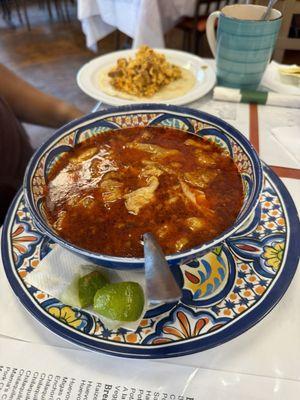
left=24, top=104, right=263, bottom=270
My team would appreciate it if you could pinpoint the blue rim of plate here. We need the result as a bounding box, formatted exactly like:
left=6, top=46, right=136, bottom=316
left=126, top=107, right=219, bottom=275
left=1, top=164, right=299, bottom=358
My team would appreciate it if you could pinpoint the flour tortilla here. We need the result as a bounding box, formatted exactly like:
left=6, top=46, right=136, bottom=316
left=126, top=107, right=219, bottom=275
left=98, top=64, right=196, bottom=101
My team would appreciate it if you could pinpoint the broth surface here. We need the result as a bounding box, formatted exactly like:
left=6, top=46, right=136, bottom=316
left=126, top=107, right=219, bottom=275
left=44, top=127, right=243, bottom=257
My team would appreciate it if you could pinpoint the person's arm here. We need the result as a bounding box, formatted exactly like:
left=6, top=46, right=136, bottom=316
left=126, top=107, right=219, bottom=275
left=0, top=64, right=84, bottom=128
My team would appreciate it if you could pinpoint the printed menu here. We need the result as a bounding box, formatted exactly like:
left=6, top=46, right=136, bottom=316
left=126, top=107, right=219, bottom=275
left=0, top=336, right=198, bottom=400
left=1, top=336, right=298, bottom=400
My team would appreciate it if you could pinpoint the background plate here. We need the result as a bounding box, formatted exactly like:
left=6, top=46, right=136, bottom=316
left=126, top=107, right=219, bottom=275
left=76, top=49, right=216, bottom=106
left=1, top=165, right=299, bottom=358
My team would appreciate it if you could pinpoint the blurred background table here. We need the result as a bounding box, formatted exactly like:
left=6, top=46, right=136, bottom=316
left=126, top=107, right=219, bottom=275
left=77, top=0, right=245, bottom=51
left=77, top=0, right=197, bottom=51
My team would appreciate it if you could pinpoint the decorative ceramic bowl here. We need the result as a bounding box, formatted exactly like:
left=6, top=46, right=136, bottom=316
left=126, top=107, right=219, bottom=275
left=24, top=104, right=263, bottom=269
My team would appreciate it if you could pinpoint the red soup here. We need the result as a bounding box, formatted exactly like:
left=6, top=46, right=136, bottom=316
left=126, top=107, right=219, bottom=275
left=44, top=127, right=243, bottom=257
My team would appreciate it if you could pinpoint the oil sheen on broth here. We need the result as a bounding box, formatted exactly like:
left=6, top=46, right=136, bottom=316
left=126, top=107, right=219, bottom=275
left=44, top=127, right=243, bottom=257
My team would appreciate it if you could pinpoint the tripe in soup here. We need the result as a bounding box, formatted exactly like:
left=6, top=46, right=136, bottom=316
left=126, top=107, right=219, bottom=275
left=44, top=127, right=243, bottom=257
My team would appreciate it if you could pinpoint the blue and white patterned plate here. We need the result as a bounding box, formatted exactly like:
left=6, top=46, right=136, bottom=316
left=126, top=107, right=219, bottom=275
left=1, top=165, right=299, bottom=358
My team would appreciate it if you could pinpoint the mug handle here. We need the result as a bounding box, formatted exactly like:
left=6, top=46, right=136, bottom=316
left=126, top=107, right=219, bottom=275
left=206, top=11, right=221, bottom=58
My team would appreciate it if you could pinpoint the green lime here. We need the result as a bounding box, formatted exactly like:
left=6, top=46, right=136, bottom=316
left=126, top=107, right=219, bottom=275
left=93, top=282, right=144, bottom=321
left=78, top=271, right=109, bottom=308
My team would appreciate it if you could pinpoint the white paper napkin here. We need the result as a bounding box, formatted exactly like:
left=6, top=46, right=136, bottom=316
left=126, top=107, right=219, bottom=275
left=270, top=126, right=300, bottom=166
left=261, top=61, right=300, bottom=96
left=25, top=245, right=148, bottom=331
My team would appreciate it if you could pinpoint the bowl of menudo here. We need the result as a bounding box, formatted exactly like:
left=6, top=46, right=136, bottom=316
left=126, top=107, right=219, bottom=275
left=24, top=104, right=263, bottom=269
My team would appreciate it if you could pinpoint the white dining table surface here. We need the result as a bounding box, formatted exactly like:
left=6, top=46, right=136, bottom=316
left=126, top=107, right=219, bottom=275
left=77, top=0, right=199, bottom=51
left=0, top=60, right=299, bottom=398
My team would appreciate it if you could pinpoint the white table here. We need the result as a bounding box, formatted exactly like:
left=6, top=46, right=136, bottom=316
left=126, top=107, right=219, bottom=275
left=77, top=0, right=198, bottom=51
left=0, top=80, right=299, bottom=398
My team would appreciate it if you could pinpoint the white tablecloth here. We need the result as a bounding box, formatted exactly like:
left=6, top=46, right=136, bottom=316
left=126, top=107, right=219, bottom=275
left=77, top=0, right=197, bottom=51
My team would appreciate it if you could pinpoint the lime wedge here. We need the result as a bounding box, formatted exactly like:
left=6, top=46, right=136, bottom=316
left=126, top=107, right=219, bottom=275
left=78, top=271, right=108, bottom=308
left=94, top=282, right=144, bottom=321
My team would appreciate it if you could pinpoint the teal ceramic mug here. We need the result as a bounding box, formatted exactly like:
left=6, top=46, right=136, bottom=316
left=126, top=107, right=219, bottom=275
left=206, top=4, right=282, bottom=89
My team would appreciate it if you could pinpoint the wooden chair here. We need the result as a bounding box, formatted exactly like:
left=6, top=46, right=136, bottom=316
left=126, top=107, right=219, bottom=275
left=176, top=0, right=242, bottom=54
left=39, top=0, right=74, bottom=22
left=0, top=0, right=30, bottom=30
left=0, top=0, right=76, bottom=31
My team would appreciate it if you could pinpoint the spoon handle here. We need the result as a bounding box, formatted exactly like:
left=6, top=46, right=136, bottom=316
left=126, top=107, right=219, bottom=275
left=143, top=233, right=181, bottom=304
left=261, top=0, right=278, bottom=20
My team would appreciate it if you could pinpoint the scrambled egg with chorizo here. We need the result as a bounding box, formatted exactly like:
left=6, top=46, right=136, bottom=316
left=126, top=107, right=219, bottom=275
left=107, top=46, right=182, bottom=97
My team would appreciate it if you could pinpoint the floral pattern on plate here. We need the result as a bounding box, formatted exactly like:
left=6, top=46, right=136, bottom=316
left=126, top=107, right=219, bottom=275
left=2, top=164, right=299, bottom=358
